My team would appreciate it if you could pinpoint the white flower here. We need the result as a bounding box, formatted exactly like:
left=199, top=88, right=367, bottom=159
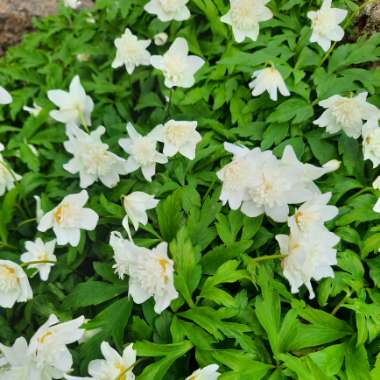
left=112, top=28, right=151, bottom=74
left=37, top=190, right=99, bottom=247
left=307, top=0, right=347, bottom=51
left=314, top=93, right=380, bottom=139
left=76, top=53, right=91, bottom=62
left=47, top=75, right=94, bottom=128
left=109, top=233, right=178, bottom=314
left=0, top=154, right=21, bottom=196
left=151, top=37, right=205, bottom=88
left=248, top=66, right=290, bottom=101
left=221, top=0, right=273, bottom=43
left=20, top=238, right=57, bottom=281
left=289, top=193, right=338, bottom=232
left=276, top=219, right=339, bottom=298
left=118, top=123, right=167, bottom=182
left=152, top=120, right=201, bottom=159
left=28, top=314, right=84, bottom=377
left=362, top=120, right=380, bottom=167
left=185, top=364, right=220, bottom=380
left=64, top=125, right=127, bottom=188
left=0, top=87, right=12, bottom=105
left=122, top=191, right=159, bottom=231
left=64, top=0, right=82, bottom=9
left=154, top=32, right=168, bottom=46
left=144, top=0, right=190, bottom=22
left=23, top=102, right=42, bottom=117
left=0, top=260, right=32, bottom=308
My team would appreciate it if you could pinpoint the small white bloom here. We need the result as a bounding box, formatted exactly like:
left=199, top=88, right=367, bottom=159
left=64, top=125, right=127, bottom=188
left=20, top=238, right=57, bottom=281
left=0, top=154, right=21, bottom=196
left=28, top=314, right=85, bottom=377
left=48, top=75, right=94, bottom=128
left=37, top=190, right=99, bottom=247
left=314, top=93, right=380, bottom=139
left=86, top=13, right=96, bottom=24
left=221, top=0, right=273, bottom=43
left=276, top=219, right=339, bottom=298
left=185, top=364, right=221, bottom=380
left=307, top=0, right=347, bottom=52
left=76, top=53, right=91, bottom=62
left=112, top=28, right=151, bottom=75
left=122, top=191, right=159, bottom=231
left=109, top=233, right=178, bottom=314
left=289, top=193, right=338, bottom=232
left=0, top=260, right=33, bottom=308
left=0, top=87, right=12, bottom=105
left=64, top=0, right=82, bottom=9
left=248, top=66, right=290, bottom=101
left=23, top=103, right=42, bottom=117
left=154, top=32, right=168, bottom=46
left=144, top=0, right=190, bottom=22
left=362, top=120, right=380, bottom=167
left=151, top=37, right=205, bottom=88
left=119, top=123, right=167, bottom=182
left=78, top=320, right=101, bottom=344
left=34, top=195, right=44, bottom=223
left=152, top=120, right=201, bottom=159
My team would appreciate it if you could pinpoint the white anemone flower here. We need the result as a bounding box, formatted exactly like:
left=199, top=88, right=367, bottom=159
left=276, top=219, right=339, bottom=299
left=221, top=0, right=273, bottom=43
left=28, top=314, right=84, bottom=377
left=314, top=92, right=380, bottom=139
left=289, top=193, right=338, bottom=232
left=0, top=153, right=21, bottom=196
left=362, top=120, right=380, bottom=168
left=122, top=191, right=159, bottom=232
left=20, top=238, right=57, bottom=281
left=248, top=66, right=290, bottom=101
left=64, top=0, right=82, bottom=9
left=185, top=364, right=221, bottom=380
left=152, top=120, right=201, bottom=159
left=37, top=190, right=99, bottom=247
left=109, top=233, right=178, bottom=314
left=47, top=75, right=94, bottom=128
left=144, top=0, right=190, bottom=22
left=23, top=102, right=42, bottom=117
left=64, top=125, right=127, bottom=188
left=112, top=28, right=151, bottom=74
left=119, top=123, right=168, bottom=182
left=0, top=87, right=12, bottom=105
left=0, top=260, right=33, bottom=308
left=151, top=37, right=205, bottom=88
left=307, top=0, right=347, bottom=52
left=154, top=32, right=168, bottom=46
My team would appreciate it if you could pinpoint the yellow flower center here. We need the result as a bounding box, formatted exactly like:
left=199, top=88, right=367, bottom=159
left=38, top=331, right=53, bottom=344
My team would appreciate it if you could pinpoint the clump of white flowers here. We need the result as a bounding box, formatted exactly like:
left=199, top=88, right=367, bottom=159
left=314, top=92, right=380, bottom=139
left=112, top=28, right=151, bottom=74
left=119, top=123, right=168, bottom=182
left=152, top=119, right=202, bottom=159
left=48, top=75, right=94, bottom=129
left=0, top=314, right=85, bottom=379
left=218, top=143, right=339, bottom=222
left=0, top=87, right=12, bottom=105
left=221, top=0, right=273, bottom=43
left=362, top=120, right=380, bottom=167
left=151, top=37, right=205, bottom=88
left=38, top=190, right=99, bottom=247
left=0, top=260, right=33, bottom=308
left=110, top=232, right=178, bottom=314
left=276, top=193, right=339, bottom=298
left=249, top=66, right=290, bottom=101
left=144, top=0, right=190, bottom=22
left=63, top=0, right=82, bottom=9
left=307, top=0, right=347, bottom=52
left=0, top=146, right=21, bottom=196
left=64, top=125, right=127, bottom=188
left=66, top=341, right=136, bottom=380
left=185, top=364, right=221, bottom=380
left=20, top=238, right=57, bottom=281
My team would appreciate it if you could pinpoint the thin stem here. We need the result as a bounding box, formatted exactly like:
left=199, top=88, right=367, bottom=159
left=115, top=359, right=144, bottom=380
left=332, top=289, right=352, bottom=315
left=345, top=186, right=374, bottom=204
left=21, top=260, right=56, bottom=267
left=251, top=254, right=284, bottom=263
left=18, top=217, right=37, bottom=228
left=0, top=242, right=17, bottom=250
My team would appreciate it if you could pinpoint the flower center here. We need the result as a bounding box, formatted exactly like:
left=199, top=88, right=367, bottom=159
left=165, top=124, right=191, bottom=146
left=331, top=98, right=361, bottom=127
left=0, top=265, right=19, bottom=291
left=54, top=204, right=66, bottom=224
left=38, top=330, right=53, bottom=345
left=131, top=137, right=156, bottom=165
left=312, top=10, right=337, bottom=34
left=164, top=54, right=187, bottom=83
left=231, top=0, right=262, bottom=30
left=159, top=258, right=169, bottom=284
left=115, top=362, right=127, bottom=380
left=37, top=251, right=49, bottom=261
left=223, top=160, right=250, bottom=191
left=159, top=0, right=179, bottom=12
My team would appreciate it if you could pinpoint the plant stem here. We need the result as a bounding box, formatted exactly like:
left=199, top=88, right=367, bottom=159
left=21, top=260, right=56, bottom=267
left=332, top=289, right=352, bottom=315
left=251, top=254, right=284, bottom=263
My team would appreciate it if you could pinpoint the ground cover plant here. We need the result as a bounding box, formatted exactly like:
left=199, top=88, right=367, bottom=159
left=0, top=0, right=380, bottom=378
